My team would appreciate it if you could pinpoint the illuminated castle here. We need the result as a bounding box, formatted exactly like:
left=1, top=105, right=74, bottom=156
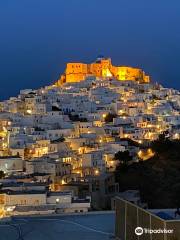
left=55, top=57, right=150, bottom=85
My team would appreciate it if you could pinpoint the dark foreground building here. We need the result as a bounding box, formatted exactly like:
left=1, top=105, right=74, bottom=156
left=115, top=197, right=180, bottom=240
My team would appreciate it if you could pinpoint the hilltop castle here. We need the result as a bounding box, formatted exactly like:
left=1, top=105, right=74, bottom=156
left=55, top=56, right=150, bottom=86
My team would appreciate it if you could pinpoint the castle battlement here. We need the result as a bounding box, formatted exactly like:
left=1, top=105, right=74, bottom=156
left=55, top=57, right=150, bottom=86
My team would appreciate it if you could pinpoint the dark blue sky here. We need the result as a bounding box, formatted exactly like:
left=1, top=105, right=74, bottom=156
left=0, top=0, right=180, bottom=100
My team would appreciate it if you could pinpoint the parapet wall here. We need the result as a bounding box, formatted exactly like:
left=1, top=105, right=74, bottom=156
left=115, top=197, right=180, bottom=240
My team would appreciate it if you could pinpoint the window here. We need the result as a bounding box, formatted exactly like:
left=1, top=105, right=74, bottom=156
left=35, top=200, right=39, bottom=205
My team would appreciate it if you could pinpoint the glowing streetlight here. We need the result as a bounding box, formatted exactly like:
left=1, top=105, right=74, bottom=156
left=27, top=110, right=32, bottom=114
left=174, top=133, right=179, bottom=139
left=61, top=179, right=66, bottom=185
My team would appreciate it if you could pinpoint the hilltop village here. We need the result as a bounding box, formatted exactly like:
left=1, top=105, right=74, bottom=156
left=0, top=57, right=179, bottom=217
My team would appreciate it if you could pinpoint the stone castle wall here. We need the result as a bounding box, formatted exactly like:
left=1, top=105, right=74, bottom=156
left=55, top=57, right=150, bottom=85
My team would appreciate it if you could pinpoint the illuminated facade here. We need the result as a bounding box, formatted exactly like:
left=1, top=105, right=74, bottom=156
left=55, top=57, right=150, bottom=85
left=0, top=119, right=10, bottom=155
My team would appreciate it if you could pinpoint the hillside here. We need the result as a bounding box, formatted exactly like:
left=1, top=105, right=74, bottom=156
left=115, top=135, right=180, bottom=208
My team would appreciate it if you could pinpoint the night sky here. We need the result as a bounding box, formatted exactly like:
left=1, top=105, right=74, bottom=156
left=0, top=0, right=180, bottom=100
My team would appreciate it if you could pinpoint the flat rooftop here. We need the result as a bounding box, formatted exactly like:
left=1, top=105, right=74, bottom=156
left=0, top=212, right=115, bottom=240
left=150, top=209, right=180, bottom=220
left=1, top=182, right=48, bottom=187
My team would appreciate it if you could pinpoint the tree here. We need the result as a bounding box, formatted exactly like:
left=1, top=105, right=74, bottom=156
left=104, top=113, right=117, bottom=123
left=151, top=133, right=173, bottom=155
left=114, top=137, right=180, bottom=208
left=52, top=106, right=61, bottom=111
left=172, top=184, right=180, bottom=208
left=114, top=150, right=132, bottom=165
left=52, top=136, right=65, bottom=143
left=68, top=114, right=87, bottom=122
left=0, top=171, right=5, bottom=179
